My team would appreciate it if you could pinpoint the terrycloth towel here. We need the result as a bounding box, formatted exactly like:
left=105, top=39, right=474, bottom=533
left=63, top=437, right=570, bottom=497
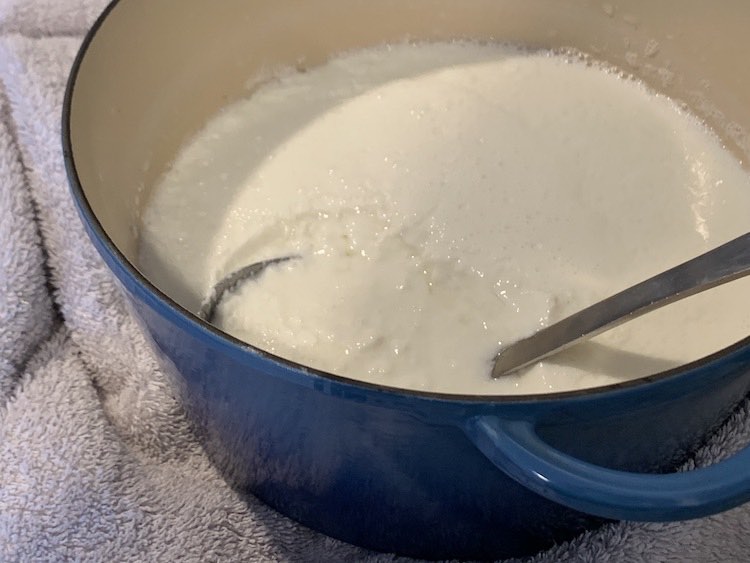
left=1, top=1, right=750, bottom=561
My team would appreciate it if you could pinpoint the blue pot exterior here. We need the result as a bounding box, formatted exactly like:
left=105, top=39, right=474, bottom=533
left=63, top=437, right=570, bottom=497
left=129, top=295, right=604, bottom=560
left=86, top=218, right=750, bottom=560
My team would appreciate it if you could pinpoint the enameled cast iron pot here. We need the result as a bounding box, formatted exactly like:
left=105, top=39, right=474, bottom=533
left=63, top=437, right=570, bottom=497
left=63, top=1, right=750, bottom=559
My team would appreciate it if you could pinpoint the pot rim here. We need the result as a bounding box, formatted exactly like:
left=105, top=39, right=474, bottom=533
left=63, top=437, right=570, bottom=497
left=61, top=0, right=750, bottom=405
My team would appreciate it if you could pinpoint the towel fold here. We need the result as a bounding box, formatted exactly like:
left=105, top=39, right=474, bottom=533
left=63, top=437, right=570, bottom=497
left=0, top=2, right=749, bottom=561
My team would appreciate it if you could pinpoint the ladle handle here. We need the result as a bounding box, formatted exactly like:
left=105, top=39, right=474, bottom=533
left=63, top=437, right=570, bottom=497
left=492, top=232, right=750, bottom=378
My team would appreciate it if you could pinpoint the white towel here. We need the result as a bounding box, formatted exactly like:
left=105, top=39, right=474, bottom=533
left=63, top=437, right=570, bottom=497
left=0, top=1, right=749, bottom=561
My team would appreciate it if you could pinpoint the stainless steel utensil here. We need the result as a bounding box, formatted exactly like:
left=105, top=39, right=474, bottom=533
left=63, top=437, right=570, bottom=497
left=198, top=256, right=298, bottom=322
left=492, top=232, right=750, bottom=378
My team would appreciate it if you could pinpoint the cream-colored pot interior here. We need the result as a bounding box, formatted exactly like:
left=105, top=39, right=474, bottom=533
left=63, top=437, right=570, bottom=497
left=68, top=0, right=750, bottom=275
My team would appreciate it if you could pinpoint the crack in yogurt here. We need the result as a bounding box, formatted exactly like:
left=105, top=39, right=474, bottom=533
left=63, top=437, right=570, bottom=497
left=139, top=42, right=750, bottom=395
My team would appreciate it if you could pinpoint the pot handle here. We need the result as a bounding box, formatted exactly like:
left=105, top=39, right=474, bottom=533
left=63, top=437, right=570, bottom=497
left=464, top=415, right=750, bottom=521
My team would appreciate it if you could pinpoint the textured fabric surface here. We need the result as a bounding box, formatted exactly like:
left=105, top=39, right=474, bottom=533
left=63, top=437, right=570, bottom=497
left=1, top=1, right=749, bottom=561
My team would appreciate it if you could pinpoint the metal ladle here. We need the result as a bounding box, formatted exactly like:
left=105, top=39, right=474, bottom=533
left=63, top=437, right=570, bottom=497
left=197, top=255, right=298, bottom=322
left=196, top=233, right=750, bottom=381
left=491, top=232, right=750, bottom=378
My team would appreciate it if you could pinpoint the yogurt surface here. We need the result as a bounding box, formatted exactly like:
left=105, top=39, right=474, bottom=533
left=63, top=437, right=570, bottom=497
left=139, top=42, right=750, bottom=394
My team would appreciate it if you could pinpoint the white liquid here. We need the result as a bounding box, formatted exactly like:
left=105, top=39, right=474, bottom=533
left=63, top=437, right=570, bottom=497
left=139, top=42, right=750, bottom=395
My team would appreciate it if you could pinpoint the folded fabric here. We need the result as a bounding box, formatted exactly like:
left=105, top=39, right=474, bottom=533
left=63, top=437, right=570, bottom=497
left=0, top=2, right=749, bottom=561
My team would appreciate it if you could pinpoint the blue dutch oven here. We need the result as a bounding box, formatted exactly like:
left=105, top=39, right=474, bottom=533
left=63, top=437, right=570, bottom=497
left=63, top=0, right=750, bottom=559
